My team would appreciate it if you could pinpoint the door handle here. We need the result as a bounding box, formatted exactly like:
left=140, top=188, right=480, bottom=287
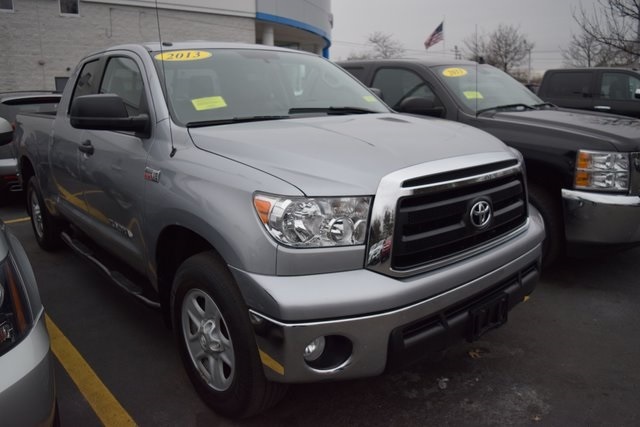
left=78, top=140, right=94, bottom=155
left=594, top=105, right=611, bottom=111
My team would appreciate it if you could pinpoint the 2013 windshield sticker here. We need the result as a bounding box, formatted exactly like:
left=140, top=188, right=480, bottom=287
left=442, top=67, right=468, bottom=77
left=464, top=91, right=484, bottom=99
left=192, top=96, right=227, bottom=111
left=154, top=50, right=212, bottom=61
left=363, top=95, right=377, bottom=102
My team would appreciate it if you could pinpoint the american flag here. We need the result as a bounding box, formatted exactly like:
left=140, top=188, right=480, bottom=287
left=424, top=21, right=444, bottom=49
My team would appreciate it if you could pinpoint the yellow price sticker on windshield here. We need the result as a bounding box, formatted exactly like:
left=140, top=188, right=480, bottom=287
left=154, top=50, right=212, bottom=61
left=363, top=95, right=377, bottom=102
left=192, top=96, right=227, bottom=111
left=442, top=67, right=468, bottom=77
left=463, top=91, right=484, bottom=99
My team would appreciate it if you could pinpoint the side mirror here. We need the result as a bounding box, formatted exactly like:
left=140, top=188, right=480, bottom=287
left=635, top=88, right=640, bottom=100
left=70, top=94, right=149, bottom=136
left=369, top=87, right=383, bottom=100
left=0, top=117, right=13, bottom=146
left=397, top=96, right=445, bottom=118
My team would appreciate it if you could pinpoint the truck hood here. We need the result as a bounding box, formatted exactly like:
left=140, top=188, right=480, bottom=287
left=188, top=113, right=511, bottom=195
left=490, top=109, right=640, bottom=151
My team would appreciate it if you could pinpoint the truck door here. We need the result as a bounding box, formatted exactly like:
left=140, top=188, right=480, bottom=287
left=78, top=54, right=154, bottom=273
left=595, top=71, right=640, bottom=119
left=50, top=58, right=104, bottom=219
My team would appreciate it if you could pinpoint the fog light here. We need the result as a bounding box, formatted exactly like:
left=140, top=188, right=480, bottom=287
left=303, top=336, right=326, bottom=362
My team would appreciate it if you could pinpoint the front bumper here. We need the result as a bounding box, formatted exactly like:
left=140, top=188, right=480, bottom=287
left=0, top=313, right=56, bottom=426
left=0, top=157, right=21, bottom=192
left=562, top=189, right=640, bottom=244
left=235, top=208, right=544, bottom=383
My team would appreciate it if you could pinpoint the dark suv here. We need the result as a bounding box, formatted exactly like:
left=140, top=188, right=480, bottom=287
left=538, top=67, right=640, bottom=118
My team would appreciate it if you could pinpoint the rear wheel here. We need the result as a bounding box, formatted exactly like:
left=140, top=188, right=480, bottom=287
left=171, top=251, right=287, bottom=418
left=27, top=176, right=63, bottom=251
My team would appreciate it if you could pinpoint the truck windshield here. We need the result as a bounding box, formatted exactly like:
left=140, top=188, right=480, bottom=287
left=433, top=64, right=543, bottom=115
left=152, top=48, right=389, bottom=126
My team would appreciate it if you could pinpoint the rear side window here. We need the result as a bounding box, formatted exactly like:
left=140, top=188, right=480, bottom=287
left=601, top=72, right=640, bottom=100
left=544, top=72, right=593, bottom=98
left=70, top=59, right=102, bottom=106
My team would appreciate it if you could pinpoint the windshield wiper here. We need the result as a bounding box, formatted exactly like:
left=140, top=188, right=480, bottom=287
left=476, top=103, right=536, bottom=116
left=288, top=106, right=378, bottom=115
left=187, top=115, right=290, bottom=128
left=532, top=102, right=557, bottom=109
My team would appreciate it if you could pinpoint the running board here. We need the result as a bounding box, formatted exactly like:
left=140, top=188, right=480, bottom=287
left=61, top=231, right=161, bottom=309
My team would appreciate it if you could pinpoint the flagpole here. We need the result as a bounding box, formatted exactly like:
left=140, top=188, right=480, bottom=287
left=442, top=17, right=446, bottom=56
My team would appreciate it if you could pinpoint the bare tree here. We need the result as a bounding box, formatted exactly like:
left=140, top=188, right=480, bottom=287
left=462, top=25, right=534, bottom=73
left=562, top=31, right=628, bottom=66
left=574, top=0, right=640, bottom=62
left=347, top=32, right=405, bottom=60
left=462, top=31, right=488, bottom=63
left=484, top=24, right=534, bottom=73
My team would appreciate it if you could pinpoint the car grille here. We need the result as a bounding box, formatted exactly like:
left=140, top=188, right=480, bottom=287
left=392, top=162, right=527, bottom=270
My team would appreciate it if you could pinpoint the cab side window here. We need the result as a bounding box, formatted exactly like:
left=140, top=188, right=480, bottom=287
left=100, top=57, right=146, bottom=115
left=70, top=59, right=101, bottom=106
left=601, top=72, right=640, bottom=101
left=546, top=72, right=592, bottom=98
left=372, top=68, right=441, bottom=109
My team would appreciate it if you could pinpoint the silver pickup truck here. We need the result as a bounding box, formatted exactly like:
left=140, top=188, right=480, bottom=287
left=12, top=41, right=544, bottom=418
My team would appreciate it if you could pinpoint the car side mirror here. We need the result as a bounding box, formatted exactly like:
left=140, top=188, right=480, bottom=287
left=0, top=117, right=13, bottom=146
left=369, top=87, right=383, bottom=100
left=70, top=94, right=150, bottom=137
left=397, top=96, right=445, bottom=118
left=635, top=89, right=640, bottom=100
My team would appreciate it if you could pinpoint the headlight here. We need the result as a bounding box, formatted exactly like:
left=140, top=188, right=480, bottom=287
left=0, top=255, right=33, bottom=356
left=253, top=193, right=371, bottom=247
left=575, top=150, right=629, bottom=192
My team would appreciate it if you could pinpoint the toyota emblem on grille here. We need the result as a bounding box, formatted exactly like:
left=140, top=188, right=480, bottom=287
left=470, top=200, right=492, bottom=229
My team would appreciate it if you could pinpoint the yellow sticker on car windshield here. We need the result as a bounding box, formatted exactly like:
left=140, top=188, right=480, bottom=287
left=463, top=91, right=484, bottom=99
left=442, top=67, right=468, bottom=77
left=363, top=95, right=377, bottom=102
left=154, top=50, right=212, bottom=61
left=192, top=96, right=227, bottom=111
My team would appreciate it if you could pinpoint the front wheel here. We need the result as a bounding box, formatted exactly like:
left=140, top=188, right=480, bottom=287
left=528, top=184, right=564, bottom=269
left=171, top=251, right=287, bottom=418
left=27, top=176, right=63, bottom=251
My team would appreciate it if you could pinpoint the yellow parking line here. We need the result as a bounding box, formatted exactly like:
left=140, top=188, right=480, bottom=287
left=4, top=217, right=30, bottom=224
left=45, top=314, right=137, bottom=426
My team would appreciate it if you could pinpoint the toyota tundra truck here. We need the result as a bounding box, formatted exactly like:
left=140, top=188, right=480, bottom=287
left=12, top=42, right=544, bottom=418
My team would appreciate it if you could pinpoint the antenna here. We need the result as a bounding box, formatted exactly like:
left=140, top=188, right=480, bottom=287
left=154, top=0, right=177, bottom=158
left=475, top=24, right=479, bottom=117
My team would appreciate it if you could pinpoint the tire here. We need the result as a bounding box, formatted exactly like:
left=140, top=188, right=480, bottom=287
left=27, top=176, right=63, bottom=251
left=528, top=184, right=564, bottom=269
left=171, top=251, right=287, bottom=418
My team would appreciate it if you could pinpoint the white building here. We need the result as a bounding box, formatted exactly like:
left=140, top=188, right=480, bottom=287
left=0, top=0, right=332, bottom=91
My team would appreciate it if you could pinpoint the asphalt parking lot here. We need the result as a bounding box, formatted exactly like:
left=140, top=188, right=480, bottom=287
left=1, top=193, right=639, bottom=427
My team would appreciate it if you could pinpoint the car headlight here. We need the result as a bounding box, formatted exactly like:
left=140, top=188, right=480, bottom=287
left=253, top=193, right=371, bottom=247
left=575, top=150, right=629, bottom=192
left=0, top=254, right=33, bottom=356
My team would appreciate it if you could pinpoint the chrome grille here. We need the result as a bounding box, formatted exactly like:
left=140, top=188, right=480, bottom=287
left=365, top=153, right=529, bottom=278
left=393, top=173, right=526, bottom=270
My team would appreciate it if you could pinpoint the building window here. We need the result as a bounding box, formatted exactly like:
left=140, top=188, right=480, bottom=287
left=0, top=0, right=14, bottom=12
left=60, top=0, right=78, bottom=15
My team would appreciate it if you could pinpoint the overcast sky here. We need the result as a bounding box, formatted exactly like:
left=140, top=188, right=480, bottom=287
left=330, top=0, right=598, bottom=74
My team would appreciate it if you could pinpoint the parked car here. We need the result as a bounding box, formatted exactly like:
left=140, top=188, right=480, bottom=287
left=0, top=132, right=58, bottom=424
left=15, top=42, right=543, bottom=418
left=538, top=67, right=640, bottom=118
left=339, top=58, right=640, bottom=266
left=0, top=92, right=60, bottom=196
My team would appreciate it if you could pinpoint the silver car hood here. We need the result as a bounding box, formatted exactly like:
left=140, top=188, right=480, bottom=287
left=188, top=113, right=511, bottom=195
